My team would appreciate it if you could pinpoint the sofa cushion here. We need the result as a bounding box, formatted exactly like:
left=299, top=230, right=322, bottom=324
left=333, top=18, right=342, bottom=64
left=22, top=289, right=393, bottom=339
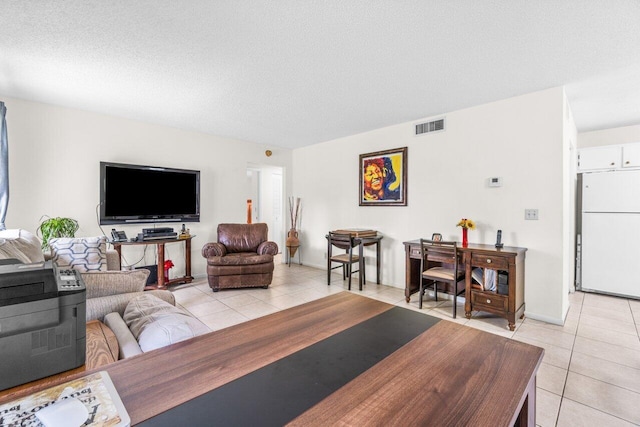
left=123, top=294, right=209, bottom=352
left=50, top=236, right=107, bottom=272
left=82, top=269, right=149, bottom=298
left=0, top=229, right=45, bottom=263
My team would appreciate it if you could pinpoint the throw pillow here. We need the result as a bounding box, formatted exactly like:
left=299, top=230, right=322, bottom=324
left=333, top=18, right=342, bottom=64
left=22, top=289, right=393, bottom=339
left=0, top=229, right=45, bottom=263
left=123, top=294, right=209, bottom=352
left=50, top=236, right=107, bottom=272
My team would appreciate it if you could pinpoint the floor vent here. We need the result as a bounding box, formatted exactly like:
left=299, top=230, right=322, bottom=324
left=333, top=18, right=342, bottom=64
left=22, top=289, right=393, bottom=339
left=415, top=118, right=445, bottom=136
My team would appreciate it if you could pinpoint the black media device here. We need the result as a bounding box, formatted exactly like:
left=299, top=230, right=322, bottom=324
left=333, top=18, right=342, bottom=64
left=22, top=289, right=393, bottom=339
left=111, top=229, right=128, bottom=242
left=495, top=229, right=504, bottom=248
left=99, top=162, right=200, bottom=225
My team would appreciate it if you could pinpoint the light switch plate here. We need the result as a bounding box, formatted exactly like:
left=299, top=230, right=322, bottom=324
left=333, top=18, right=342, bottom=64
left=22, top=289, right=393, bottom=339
left=525, top=209, right=539, bottom=220
left=488, top=177, right=502, bottom=187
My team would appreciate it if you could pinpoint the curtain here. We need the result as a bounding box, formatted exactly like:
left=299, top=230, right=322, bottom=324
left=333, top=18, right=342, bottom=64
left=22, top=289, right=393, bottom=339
left=0, top=102, right=8, bottom=230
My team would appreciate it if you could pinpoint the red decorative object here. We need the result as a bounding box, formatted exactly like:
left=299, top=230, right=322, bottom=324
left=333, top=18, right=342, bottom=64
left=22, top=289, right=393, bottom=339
left=164, top=259, right=174, bottom=281
left=462, top=228, right=468, bottom=248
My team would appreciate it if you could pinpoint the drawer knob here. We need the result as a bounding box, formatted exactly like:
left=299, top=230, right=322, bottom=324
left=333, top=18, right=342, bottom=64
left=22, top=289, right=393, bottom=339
left=486, top=259, right=492, bottom=264
left=486, top=299, right=491, bottom=304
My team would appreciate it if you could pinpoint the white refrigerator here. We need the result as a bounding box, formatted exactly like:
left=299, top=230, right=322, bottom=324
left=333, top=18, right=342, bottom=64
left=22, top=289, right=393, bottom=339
left=580, top=169, right=640, bottom=299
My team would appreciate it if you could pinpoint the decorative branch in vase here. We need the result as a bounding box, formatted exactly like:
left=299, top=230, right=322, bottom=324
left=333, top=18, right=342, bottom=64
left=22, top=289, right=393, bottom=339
left=286, top=197, right=301, bottom=257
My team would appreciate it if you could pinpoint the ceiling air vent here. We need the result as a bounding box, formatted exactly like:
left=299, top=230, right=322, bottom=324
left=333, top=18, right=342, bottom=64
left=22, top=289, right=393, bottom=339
left=415, top=118, right=445, bottom=136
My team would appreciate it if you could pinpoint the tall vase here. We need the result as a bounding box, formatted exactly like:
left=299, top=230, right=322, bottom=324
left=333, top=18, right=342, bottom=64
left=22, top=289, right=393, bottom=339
left=462, top=228, right=468, bottom=248
left=286, top=228, right=299, bottom=257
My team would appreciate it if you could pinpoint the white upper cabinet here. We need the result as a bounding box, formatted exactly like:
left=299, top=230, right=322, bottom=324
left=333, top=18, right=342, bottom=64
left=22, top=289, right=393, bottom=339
left=578, top=142, right=640, bottom=172
left=577, top=146, right=621, bottom=171
left=622, top=143, right=640, bottom=168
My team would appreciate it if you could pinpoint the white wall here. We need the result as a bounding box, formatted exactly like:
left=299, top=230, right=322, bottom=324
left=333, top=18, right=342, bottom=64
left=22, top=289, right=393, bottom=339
left=578, top=124, right=640, bottom=148
left=2, top=96, right=293, bottom=278
left=293, top=87, right=569, bottom=323
left=562, top=90, right=578, bottom=323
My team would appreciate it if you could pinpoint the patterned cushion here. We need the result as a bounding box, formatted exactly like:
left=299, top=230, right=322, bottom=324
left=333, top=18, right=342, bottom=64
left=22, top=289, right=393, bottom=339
left=50, top=236, right=107, bottom=272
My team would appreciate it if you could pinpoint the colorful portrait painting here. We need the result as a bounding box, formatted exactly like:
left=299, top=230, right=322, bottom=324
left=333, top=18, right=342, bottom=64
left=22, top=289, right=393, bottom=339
left=359, top=147, right=407, bottom=206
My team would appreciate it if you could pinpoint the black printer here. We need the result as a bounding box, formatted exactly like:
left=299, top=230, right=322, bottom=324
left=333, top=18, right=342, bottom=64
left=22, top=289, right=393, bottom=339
left=0, top=260, right=86, bottom=391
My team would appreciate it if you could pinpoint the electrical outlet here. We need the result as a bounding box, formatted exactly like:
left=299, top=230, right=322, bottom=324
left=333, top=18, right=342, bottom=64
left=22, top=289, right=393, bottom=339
left=525, top=209, right=539, bottom=220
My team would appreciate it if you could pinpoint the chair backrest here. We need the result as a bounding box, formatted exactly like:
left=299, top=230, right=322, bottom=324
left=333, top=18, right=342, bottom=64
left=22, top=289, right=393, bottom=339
left=217, top=223, right=268, bottom=253
left=419, top=238, right=459, bottom=274
left=328, top=232, right=359, bottom=252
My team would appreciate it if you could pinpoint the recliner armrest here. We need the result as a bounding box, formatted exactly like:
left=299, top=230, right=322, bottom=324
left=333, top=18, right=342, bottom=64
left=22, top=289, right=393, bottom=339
left=257, top=241, right=278, bottom=255
left=202, top=242, right=226, bottom=258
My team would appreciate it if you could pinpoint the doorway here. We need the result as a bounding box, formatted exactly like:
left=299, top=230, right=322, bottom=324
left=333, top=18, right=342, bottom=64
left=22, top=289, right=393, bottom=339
left=246, top=165, right=284, bottom=252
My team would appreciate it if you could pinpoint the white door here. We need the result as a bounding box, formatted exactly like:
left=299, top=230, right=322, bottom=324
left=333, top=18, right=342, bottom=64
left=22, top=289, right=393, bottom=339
left=247, top=164, right=285, bottom=254
left=271, top=172, right=283, bottom=252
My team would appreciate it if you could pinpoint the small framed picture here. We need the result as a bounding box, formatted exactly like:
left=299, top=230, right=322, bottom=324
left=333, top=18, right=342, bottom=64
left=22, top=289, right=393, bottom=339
left=431, top=233, right=442, bottom=242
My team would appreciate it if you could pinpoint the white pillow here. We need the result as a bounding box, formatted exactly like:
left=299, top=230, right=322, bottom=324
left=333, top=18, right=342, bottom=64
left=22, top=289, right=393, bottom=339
left=50, top=236, right=107, bottom=272
left=0, top=229, right=45, bottom=263
left=123, top=294, right=209, bottom=352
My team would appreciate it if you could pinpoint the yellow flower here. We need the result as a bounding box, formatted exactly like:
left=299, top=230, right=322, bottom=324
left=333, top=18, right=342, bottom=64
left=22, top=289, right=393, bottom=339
left=456, top=218, right=476, bottom=229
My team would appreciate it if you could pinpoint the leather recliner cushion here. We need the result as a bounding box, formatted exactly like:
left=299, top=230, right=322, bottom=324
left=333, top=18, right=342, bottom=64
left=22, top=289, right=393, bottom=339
left=217, top=223, right=268, bottom=253
left=207, top=252, right=273, bottom=266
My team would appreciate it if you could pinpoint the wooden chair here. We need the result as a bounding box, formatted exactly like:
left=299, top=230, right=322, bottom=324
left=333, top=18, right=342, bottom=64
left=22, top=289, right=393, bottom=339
left=419, top=238, right=465, bottom=318
left=327, top=232, right=365, bottom=290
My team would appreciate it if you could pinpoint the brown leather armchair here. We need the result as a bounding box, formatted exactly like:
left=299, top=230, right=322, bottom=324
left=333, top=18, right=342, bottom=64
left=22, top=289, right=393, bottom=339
left=201, top=223, right=279, bottom=292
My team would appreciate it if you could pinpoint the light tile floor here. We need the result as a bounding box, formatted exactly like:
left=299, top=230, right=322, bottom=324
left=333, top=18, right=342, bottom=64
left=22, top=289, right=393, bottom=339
left=171, top=257, right=640, bottom=426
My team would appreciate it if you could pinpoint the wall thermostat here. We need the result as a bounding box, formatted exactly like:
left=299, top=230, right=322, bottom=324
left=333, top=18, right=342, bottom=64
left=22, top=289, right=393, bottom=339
left=488, top=177, right=503, bottom=187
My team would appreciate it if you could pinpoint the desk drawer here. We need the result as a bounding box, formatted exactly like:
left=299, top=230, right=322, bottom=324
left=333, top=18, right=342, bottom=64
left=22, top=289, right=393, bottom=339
left=471, top=290, right=508, bottom=311
left=409, top=246, right=422, bottom=259
left=471, top=254, right=508, bottom=270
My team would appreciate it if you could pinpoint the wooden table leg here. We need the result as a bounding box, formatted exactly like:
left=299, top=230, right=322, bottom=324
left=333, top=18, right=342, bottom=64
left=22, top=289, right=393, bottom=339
left=157, top=243, right=165, bottom=289
left=185, top=238, right=192, bottom=279
left=376, top=240, right=381, bottom=284
left=359, top=242, right=364, bottom=291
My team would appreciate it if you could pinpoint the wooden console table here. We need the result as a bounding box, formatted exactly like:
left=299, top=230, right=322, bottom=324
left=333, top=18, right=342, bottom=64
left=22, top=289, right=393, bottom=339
left=404, top=240, right=527, bottom=331
left=330, top=229, right=383, bottom=284
left=112, top=236, right=194, bottom=289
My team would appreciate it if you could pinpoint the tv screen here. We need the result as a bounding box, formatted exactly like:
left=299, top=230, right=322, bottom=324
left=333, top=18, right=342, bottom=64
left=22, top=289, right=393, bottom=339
left=100, top=162, right=200, bottom=225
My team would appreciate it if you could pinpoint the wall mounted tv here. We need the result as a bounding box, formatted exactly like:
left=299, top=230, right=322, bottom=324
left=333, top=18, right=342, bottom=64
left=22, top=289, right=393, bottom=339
left=100, top=162, right=200, bottom=225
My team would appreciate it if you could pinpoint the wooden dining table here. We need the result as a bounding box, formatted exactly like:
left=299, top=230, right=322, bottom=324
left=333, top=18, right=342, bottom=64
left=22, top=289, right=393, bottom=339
left=0, top=292, right=544, bottom=426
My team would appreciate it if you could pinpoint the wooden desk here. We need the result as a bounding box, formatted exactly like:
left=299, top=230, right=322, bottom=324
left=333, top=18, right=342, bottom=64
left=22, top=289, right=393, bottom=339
left=404, top=240, right=527, bottom=331
left=0, top=293, right=543, bottom=426
left=112, top=236, right=194, bottom=289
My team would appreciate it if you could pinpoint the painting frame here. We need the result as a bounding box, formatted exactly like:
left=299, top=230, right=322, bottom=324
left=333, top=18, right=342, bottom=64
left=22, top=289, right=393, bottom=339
left=359, top=146, right=407, bottom=206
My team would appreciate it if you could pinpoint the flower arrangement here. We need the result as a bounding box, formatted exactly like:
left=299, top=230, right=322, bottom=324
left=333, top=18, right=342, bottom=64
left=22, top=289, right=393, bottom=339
left=164, top=259, right=174, bottom=281
left=456, top=218, right=476, bottom=229
left=456, top=218, right=475, bottom=247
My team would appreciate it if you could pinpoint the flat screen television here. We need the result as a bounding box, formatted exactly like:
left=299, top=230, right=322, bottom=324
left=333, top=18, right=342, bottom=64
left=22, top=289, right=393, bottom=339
left=100, top=162, right=200, bottom=225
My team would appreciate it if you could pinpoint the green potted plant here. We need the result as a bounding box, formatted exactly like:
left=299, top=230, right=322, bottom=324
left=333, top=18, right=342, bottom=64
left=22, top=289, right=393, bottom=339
left=37, top=216, right=79, bottom=251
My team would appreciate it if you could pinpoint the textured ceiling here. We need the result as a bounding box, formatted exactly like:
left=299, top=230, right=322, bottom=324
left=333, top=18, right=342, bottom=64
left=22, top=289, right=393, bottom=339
left=1, top=1, right=639, bottom=149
